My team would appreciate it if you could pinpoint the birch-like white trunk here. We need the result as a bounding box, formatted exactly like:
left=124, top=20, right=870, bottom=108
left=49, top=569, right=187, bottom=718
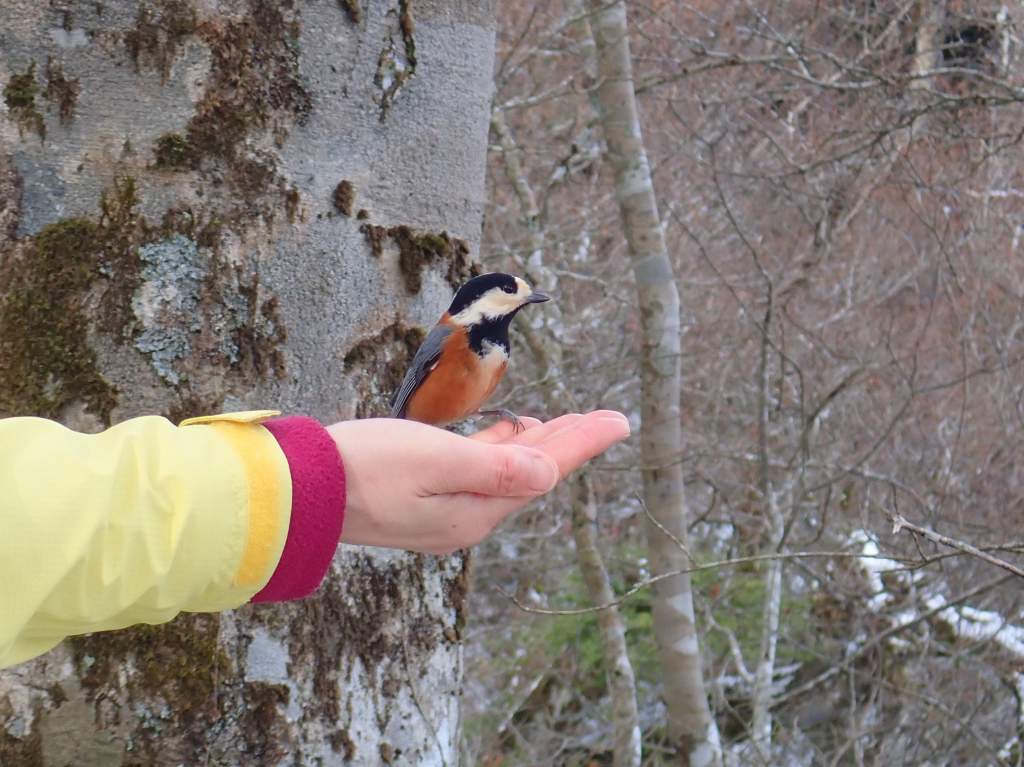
left=570, top=473, right=644, bottom=767
left=0, top=1, right=494, bottom=763
left=584, top=2, right=722, bottom=764
left=749, top=500, right=784, bottom=759
left=492, top=107, right=642, bottom=767
left=748, top=312, right=784, bottom=760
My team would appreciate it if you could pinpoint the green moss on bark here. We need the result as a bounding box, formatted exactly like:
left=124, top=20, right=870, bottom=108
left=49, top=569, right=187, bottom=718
left=123, top=0, right=310, bottom=201
left=125, top=0, right=198, bottom=81
left=0, top=709, right=43, bottom=767
left=393, top=226, right=478, bottom=293
left=69, top=613, right=228, bottom=719
left=95, top=177, right=146, bottom=338
left=0, top=177, right=146, bottom=421
left=360, top=223, right=386, bottom=257
left=189, top=0, right=310, bottom=160
left=143, top=0, right=312, bottom=220
left=333, top=179, right=355, bottom=216
left=343, top=320, right=424, bottom=418
left=153, top=132, right=194, bottom=169
left=398, top=0, right=416, bottom=70
left=0, top=218, right=118, bottom=421
left=0, top=174, right=289, bottom=422
left=4, top=63, right=38, bottom=110
left=359, top=224, right=480, bottom=293
left=43, top=57, right=79, bottom=125
left=3, top=62, right=45, bottom=139
left=232, top=282, right=288, bottom=380
left=374, top=0, right=417, bottom=120
left=285, top=186, right=300, bottom=222
left=339, top=0, right=362, bottom=23
left=445, top=553, right=470, bottom=637
left=0, top=175, right=147, bottom=422
left=241, top=682, right=291, bottom=762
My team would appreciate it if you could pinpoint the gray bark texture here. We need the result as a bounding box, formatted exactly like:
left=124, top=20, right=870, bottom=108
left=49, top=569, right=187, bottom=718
left=0, top=0, right=494, bottom=764
left=584, top=2, right=722, bottom=765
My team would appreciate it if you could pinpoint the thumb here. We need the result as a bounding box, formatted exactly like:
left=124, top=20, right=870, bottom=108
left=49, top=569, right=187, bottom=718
left=427, top=441, right=559, bottom=497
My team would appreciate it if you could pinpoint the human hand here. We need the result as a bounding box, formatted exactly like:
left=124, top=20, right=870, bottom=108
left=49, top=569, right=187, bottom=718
left=327, top=412, right=630, bottom=554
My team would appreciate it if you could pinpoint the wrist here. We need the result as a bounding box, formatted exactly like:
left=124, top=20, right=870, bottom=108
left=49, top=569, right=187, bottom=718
left=254, top=416, right=346, bottom=602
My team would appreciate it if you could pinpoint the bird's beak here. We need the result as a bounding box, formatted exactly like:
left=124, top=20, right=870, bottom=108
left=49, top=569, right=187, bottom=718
left=525, top=290, right=551, bottom=304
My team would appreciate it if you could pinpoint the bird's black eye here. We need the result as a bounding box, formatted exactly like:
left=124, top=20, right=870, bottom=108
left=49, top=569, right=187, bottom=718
left=502, top=283, right=516, bottom=294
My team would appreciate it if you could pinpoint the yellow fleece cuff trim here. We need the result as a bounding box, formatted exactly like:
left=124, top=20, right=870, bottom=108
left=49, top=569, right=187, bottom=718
left=179, top=410, right=281, bottom=427
left=184, top=414, right=291, bottom=591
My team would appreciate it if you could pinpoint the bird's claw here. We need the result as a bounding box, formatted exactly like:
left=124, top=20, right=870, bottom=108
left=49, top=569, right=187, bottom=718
left=478, top=409, right=526, bottom=434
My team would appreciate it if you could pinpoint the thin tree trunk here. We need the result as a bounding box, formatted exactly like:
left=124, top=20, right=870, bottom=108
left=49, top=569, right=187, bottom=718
left=0, top=1, right=495, bottom=763
left=584, top=2, right=722, bottom=764
left=749, top=306, right=784, bottom=761
left=912, top=0, right=945, bottom=83
left=571, top=473, right=644, bottom=767
left=492, top=106, right=643, bottom=767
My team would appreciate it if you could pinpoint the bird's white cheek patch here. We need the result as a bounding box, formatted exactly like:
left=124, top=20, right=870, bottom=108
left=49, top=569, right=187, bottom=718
left=452, top=290, right=522, bottom=324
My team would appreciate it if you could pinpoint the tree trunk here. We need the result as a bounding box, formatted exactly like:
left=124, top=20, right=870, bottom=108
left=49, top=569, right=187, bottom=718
left=570, top=474, right=643, bottom=767
left=583, top=2, right=722, bottom=765
left=749, top=308, right=784, bottom=761
left=491, top=106, right=642, bottom=767
left=0, top=0, right=494, bottom=763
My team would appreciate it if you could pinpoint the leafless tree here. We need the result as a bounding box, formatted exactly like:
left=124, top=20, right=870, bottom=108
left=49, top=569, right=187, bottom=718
left=469, top=0, right=1024, bottom=764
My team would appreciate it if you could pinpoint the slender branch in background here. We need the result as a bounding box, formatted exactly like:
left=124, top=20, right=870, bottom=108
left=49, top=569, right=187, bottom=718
left=639, top=493, right=691, bottom=558
left=700, top=604, right=753, bottom=684
left=889, top=514, right=1024, bottom=579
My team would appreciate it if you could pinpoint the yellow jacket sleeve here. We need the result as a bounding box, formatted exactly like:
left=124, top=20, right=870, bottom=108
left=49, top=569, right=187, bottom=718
left=0, top=410, right=291, bottom=668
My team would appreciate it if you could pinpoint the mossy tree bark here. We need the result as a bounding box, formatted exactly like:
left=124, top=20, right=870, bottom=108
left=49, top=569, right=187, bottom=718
left=0, top=0, right=494, bottom=763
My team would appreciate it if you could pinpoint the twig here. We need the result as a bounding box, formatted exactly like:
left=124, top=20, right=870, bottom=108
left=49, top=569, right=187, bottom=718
left=639, top=492, right=692, bottom=560
left=890, top=514, right=1024, bottom=579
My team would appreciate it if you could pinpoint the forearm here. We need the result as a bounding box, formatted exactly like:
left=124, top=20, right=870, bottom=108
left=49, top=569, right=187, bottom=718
left=0, top=411, right=345, bottom=668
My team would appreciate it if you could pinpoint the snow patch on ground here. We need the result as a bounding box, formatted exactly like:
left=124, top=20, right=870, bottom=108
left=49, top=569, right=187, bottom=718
left=852, top=528, right=1024, bottom=759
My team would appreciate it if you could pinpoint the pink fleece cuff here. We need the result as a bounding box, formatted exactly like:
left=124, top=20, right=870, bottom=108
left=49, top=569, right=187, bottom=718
left=252, top=416, right=345, bottom=602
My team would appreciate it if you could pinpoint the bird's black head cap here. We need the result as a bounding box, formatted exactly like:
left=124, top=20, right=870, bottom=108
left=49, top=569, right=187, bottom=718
left=447, top=273, right=519, bottom=316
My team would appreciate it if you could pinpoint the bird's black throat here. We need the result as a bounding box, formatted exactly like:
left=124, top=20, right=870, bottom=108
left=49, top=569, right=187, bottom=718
left=467, top=311, right=519, bottom=357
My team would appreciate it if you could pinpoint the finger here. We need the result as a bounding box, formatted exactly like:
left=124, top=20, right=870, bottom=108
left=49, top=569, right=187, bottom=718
left=425, top=412, right=632, bottom=547
left=494, top=411, right=626, bottom=448
left=469, top=416, right=543, bottom=444
left=430, top=412, right=630, bottom=528
left=533, top=412, right=631, bottom=477
left=503, top=413, right=584, bottom=447
left=422, top=439, right=559, bottom=497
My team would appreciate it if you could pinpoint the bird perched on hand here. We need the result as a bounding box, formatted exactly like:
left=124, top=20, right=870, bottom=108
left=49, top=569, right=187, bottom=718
left=390, top=272, right=550, bottom=429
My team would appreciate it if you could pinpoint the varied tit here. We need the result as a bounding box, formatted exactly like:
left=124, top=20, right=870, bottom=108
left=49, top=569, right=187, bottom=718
left=390, top=272, right=550, bottom=429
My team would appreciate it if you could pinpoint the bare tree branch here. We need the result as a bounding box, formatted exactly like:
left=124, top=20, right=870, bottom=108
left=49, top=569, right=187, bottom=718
left=890, top=513, right=1024, bottom=579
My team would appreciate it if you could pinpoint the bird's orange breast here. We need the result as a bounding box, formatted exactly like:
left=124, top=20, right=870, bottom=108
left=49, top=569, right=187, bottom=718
left=405, top=329, right=508, bottom=426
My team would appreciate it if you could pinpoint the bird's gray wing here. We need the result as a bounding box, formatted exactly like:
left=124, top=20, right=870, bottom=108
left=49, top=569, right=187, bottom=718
left=389, top=324, right=453, bottom=418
